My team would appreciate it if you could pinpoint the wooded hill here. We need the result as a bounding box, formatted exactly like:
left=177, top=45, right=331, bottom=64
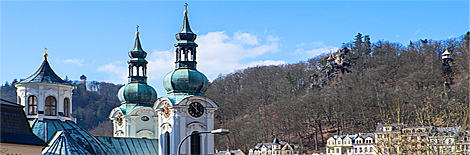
left=207, top=32, right=470, bottom=153
left=1, top=32, right=469, bottom=154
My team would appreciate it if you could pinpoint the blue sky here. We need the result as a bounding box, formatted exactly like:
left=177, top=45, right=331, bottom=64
left=1, top=1, right=468, bottom=96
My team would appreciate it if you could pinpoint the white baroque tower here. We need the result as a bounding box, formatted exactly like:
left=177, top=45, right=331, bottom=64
left=155, top=4, right=219, bottom=155
left=15, top=52, right=76, bottom=122
left=109, top=27, right=159, bottom=139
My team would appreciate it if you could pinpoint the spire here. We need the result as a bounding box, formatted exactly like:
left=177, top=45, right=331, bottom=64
left=127, top=26, right=148, bottom=83
left=174, top=3, right=198, bottom=69
left=163, top=3, right=210, bottom=98
left=179, top=3, right=194, bottom=34
left=327, top=51, right=335, bottom=66
left=327, top=54, right=334, bottom=60
left=117, top=26, right=157, bottom=105
left=130, top=25, right=146, bottom=58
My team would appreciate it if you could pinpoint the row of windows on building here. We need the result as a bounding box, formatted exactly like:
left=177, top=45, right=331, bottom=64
left=328, top=139, right=373, bottom=145
left=327, top=147, right=374, bottom=154
left=25, top=95, right=70, bottom=116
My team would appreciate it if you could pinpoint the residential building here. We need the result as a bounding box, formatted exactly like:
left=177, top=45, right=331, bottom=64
left=400, top=126, right=432, bottom=154
left=456, top=130, right=470, bottom=154
left=429, top=126, right=460, bottom=154
left=216, top=149, right=246, bottom=155
left=326, top=134, right=356, bottom=155
left=374, top=123, right=405, bottom=154
left=353, top=133, right=376, bottom=155
left=248, top=138, right=300, bottom=155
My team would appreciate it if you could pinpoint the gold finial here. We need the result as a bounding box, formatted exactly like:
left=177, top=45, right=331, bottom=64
left=43, top=47, right=48, bottom=58
left=136, top=25, right=140, bottom=35
left=184, top=3, right=188, bottom=15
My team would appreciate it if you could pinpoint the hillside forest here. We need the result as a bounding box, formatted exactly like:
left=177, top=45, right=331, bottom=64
left=1, top=32, right=469, bottom=153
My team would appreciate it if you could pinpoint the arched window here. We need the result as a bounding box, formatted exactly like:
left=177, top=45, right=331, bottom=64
left=64, top=98, right=70, bottom=116
left=45, top=96, right=57, bottom=116
left=28, top=95, right=38, bottom=114
left=191, top=132, right=201, bottom=155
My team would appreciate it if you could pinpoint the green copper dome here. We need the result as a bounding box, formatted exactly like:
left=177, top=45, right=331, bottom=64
left=118, top=83, right=157, bottom=105
left=163, top=69, right=209, bottom=94
left=117, top=26, right=158, bottom=105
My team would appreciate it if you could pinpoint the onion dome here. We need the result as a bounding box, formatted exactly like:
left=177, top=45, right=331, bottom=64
left=163, top=69, right=209, bottom=94
left=118, top=26, right=157, bottom=105
left=164, top=3, right=209, bottom=96
left=19, top=51, right=71, bottom=85
left=118, top=83, right=157, bottom=104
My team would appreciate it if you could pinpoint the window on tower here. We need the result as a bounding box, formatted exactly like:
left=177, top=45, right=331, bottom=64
left=45, top=96, right=57, bottom=116
left=64, top=98, right=70, bottom=116
left=191, top=132, right=201, bottom=155
left=28, top=95, right=38, bottom=115
left=165, top=132, right=170, bottom=155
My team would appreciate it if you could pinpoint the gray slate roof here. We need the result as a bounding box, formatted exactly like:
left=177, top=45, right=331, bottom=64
left=19, top=58, right=71, bottom=85
left=0, top=99, right=47, bottom=146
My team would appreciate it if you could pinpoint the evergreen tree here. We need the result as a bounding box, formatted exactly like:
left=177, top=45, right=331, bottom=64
left=363, top=35, right=372, bottom=55
left=352, top=33, right=363, bottom=55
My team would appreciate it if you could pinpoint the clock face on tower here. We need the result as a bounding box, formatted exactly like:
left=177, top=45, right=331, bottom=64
left=117, top=113, right=123, bottom=126
left=188, top=102, right=204, bottom=118
left=163, top=102, right=171, bottom=118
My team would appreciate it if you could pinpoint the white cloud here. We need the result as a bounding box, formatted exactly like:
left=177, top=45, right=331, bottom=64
left=146, top=49, right=175, bottom=81
left=245, top=60, right=287, bottom=67
left=97, top=61, right=127, bottom=84
left=97, top=31, right=282, bottom=84
left=63, top=59, right=84, bottom=66
left=295, top=42, right=338, bottom=57
left=233, top=31, right=259, bottom=45
left=196, top=31, right=281, bottom=80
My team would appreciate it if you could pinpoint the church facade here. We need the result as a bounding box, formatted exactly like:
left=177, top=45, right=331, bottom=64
left=108, top=4, right=219, bottom=155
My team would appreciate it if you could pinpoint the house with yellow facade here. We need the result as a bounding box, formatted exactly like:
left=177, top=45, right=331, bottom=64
left=400, top=126, right=432, bottom=154
left=374, top=123, right=405, bottom=154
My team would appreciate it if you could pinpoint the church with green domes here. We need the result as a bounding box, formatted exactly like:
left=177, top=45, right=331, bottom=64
left=109, top=4, right=219, bottom=155
left=13, top=4, right=219, bottom=155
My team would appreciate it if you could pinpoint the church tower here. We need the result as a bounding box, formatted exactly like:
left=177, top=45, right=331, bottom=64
left=109, top=26, right=159, bottom=139
left=155, top=4, right=219, bottom=155
left=15, top=51, right=76, bottom=122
